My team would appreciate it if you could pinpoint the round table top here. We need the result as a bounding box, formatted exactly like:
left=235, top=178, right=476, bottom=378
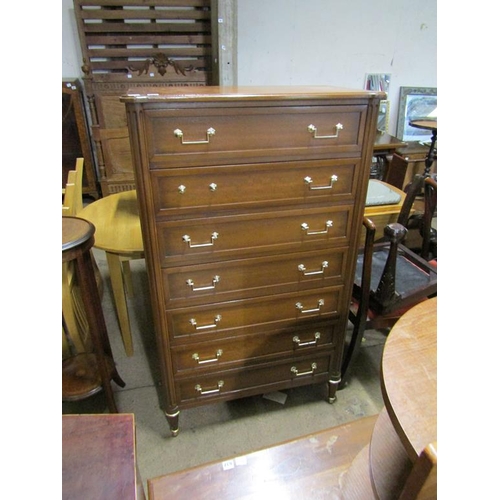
left=62, top=216, right=95, bottom=252
left=381, top=297, right=437, bottom=461
left=409, top=118, right=437, bottom=131
left=78, top=190, right=144, bottom=254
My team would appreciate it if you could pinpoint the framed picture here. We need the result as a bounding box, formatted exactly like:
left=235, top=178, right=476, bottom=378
left=396, top=87, right=437, bottom=141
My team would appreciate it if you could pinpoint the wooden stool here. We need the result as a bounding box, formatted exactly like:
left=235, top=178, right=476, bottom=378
left=62, top=216, right=125, bottom=412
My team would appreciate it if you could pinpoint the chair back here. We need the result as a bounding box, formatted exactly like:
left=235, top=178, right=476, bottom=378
left=62, top=157, right=84, bottom=216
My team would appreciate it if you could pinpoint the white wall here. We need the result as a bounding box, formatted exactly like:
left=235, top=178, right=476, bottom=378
left=62, top=0, right=436, bottom=136
left=63, top=0, right=85, bottom=78
left=236, top=0, right=437, bottom=136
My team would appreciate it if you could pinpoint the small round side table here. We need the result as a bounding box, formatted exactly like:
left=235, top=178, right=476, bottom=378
left=62, top=216, right=125, bottom=412
left=409, top=118, right=437, bottom=177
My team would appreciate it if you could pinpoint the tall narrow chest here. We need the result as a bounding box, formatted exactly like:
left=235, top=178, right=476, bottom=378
left=122, top=86, right=383, bottom=435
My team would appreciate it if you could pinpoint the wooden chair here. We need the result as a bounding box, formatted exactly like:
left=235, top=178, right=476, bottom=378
left=62, top=157, right=84, bottom=216
left=396, top=174, right=437, bottom=262
left=340, top=215, right=437, bottom=388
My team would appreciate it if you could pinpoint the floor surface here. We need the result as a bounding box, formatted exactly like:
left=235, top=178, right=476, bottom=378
left=62, top=248, right=387, bottom=494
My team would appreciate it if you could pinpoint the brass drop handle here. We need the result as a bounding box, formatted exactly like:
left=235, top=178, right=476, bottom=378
left=304, top=175, right=338, bottom=190
left=186, top=275, right=220, bottom=292
left=298, top=261, right=329, bottom=276
left=178, top=183, right=217, bottom=194
left=301, top=221, right=333, bottom=235
left=307, top=123, right=343, bottom=139
left=296, top=299, right=324, bottom=314
left=183, top=232, right=219, bottom=248
left=293, top=332, right=321, bottom=347
left=192, top=349, right=223, bottom=365
left=291, top=363, right=317, bottom=377
left=195, top=380, right=224, bottom=395
left=189, top=314, right=222, bottom=331
left=174, top=127, right=215, bottom=145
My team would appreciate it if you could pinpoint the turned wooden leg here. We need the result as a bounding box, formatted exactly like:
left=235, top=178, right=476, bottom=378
left=106, top=252, right=134, bottom=357
left=328, top=373, right=341, bottom=403
left=165, top=409, right=180, bottom=437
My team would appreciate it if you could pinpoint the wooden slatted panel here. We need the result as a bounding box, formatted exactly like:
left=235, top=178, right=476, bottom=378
left=74, top=0, right=214, bottom=79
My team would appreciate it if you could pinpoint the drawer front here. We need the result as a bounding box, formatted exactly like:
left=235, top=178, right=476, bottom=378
left=157, top=206, right=353, bottom=267
left=171, top=322, right=337, bottom=375
left=144, top=105, right=367, bottom=167
left=163, top=248, right=348, bottom=306
left=151, top=158, right=360, bottom=216
left=167, top=287, right=343, bottom=341
left=175, top=353, right=332, bottom=405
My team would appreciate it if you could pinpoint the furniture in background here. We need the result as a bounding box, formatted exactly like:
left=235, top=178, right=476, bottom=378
left=342, top=297, right=437, bottom=499
left=340, top=214, right=437, bottom=387
left=62, top=158, right=104, bottom=359
left=421, top=176, right=437, bottom=261
left=371, top=131, right=407, bottom=180
left=148, top=414, right=378, bottom=498
left=63, top=80, right=99, bottom=199
left=122, top=85, right=384, bottom=435
left=62, top=216, right=125, bottom=412
left=383, top=142, right=437, bottom=191
left=72, top=0, right=219, bottom=196
left=63, top=414, right=145, bottom=500
left=410, top=118, right=437, bottom=177
left=363, top=179, right=406, bottom=244
left=396, top=173, right=438, bottom=261
left=147, top=298, right=437, bottom=499
left=79, top=190, right=144, bottom=357
left=383, top=142, right=437, bottom=190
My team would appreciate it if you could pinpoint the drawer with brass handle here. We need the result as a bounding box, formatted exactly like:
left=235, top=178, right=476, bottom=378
left=171, top=322, right=338, bottom=374
left=157, top=206, right=353, bottom=267
left=150, top=158, right=360, bottom=216
left=144, top=104, right=367, bottom=167
left=175, top=353, right=333, bottom=405
left=163, top=248, right=348, bottom=306
left=166, top=287, right=343, bottom=341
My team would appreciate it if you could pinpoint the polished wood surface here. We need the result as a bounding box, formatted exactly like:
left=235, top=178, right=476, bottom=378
left=122, top=85, right=386, bottom=102
left=123, top=86, right=383, bottom=435
left=148, top=414, right=378, bottom=499
left=382, top=296, right=437, bottom=461
left=79, top=190, right=143, bottom=254
left=79, top=191, right=144, bottom=356
left=62, top=414, right=145, bottom=500
left=342, top=297, right=437, bottom=499
left=409, top=119, right=437, bottom=131
left=78, top=181, right=399, bottom=358
left=373, top=131, right=407, bottom=151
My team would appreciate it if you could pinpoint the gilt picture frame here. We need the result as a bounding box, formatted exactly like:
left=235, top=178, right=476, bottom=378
left=396, top=87, right=437, bottom=141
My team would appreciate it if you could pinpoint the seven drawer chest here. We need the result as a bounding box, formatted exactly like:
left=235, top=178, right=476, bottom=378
left=121, top=86, right=384, bottom=435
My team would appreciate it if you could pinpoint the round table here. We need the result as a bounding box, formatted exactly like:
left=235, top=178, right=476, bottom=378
left=79, top=191, right=144, bottom=356
left=341, top=297, right=437, bottom=498
left=382, top=296, right=437, bottom=461
left=409, top=118, right=437, bottom=177
left=62, top=216, right=125, bottom=411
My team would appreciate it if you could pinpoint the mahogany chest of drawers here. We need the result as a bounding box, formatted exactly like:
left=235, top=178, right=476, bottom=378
left=121, top=86, right=383, bottom=435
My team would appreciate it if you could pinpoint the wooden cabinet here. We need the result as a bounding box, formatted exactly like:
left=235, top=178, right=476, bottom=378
left=122, top=86, right=383, bottom=435
left=62, top=80, right=99, bottom=199
left=384, top=142, right=437, bottom=190
left=72, top=0, right=219, bottom=196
